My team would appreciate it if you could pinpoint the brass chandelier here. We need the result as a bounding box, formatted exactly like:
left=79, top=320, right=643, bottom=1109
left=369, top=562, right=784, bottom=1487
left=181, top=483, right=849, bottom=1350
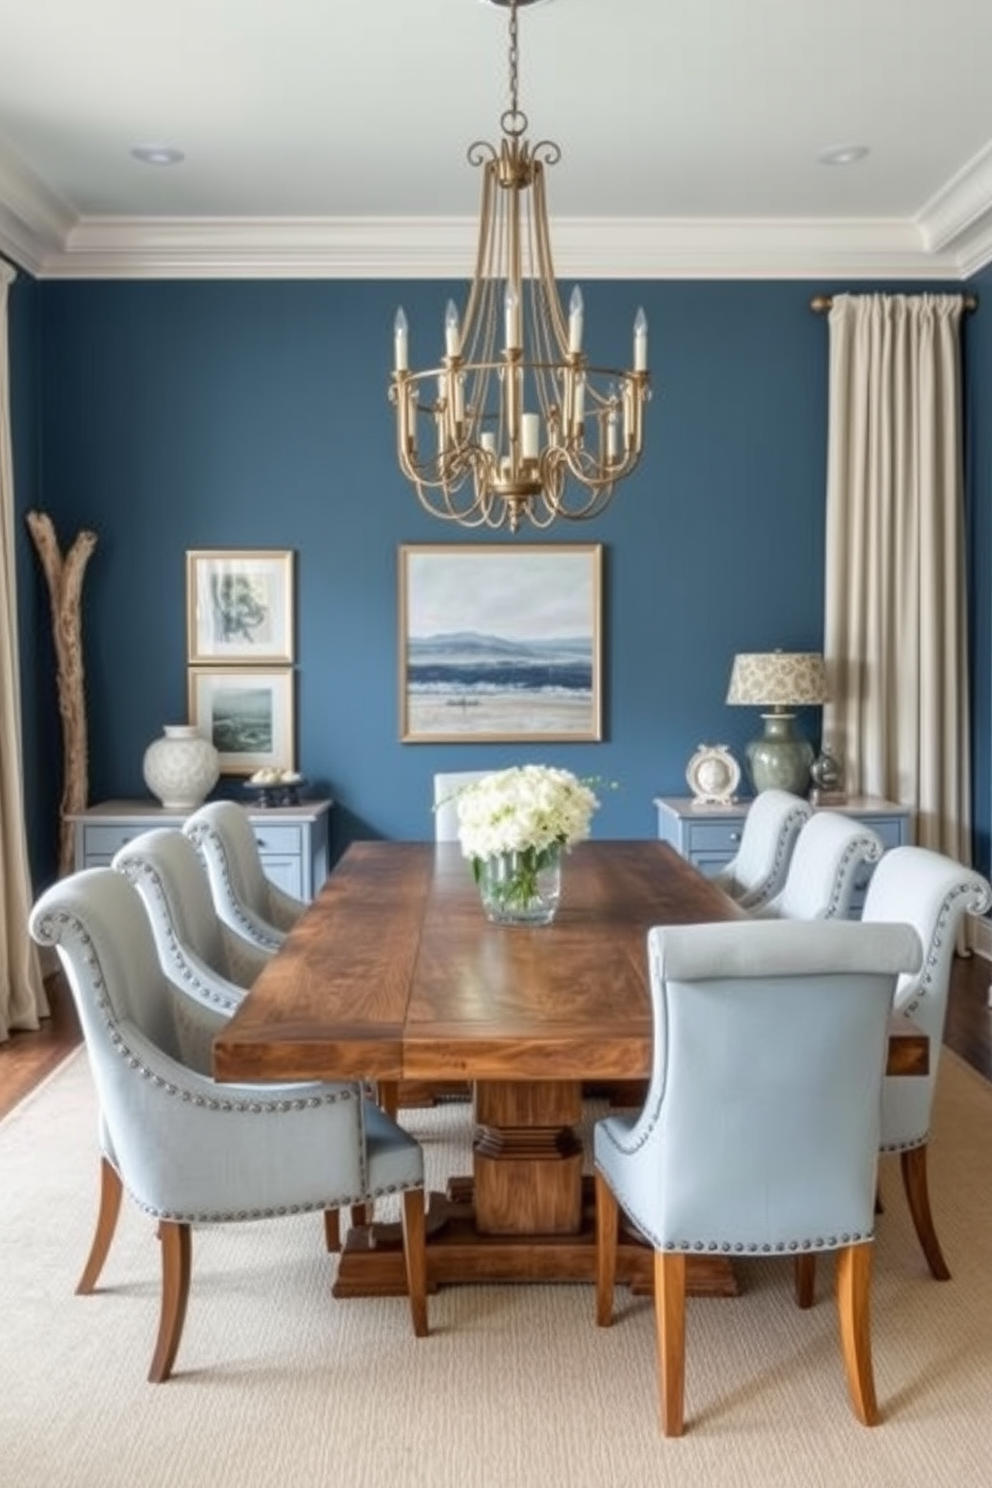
left=389, top=0, right=650, bottom=532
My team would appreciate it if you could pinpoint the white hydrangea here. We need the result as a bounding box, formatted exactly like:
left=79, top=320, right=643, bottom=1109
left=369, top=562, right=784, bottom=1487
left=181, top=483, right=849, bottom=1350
left=454, top=765, right=601, bottom=863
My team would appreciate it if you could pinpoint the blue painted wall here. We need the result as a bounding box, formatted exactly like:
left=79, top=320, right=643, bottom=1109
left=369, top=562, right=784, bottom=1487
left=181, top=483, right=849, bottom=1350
left=10, top=272, right=987, bottom=885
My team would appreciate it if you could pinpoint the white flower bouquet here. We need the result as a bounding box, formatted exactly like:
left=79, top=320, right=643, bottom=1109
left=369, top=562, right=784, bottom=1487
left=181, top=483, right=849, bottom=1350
left=453, top=765, right=601, bottom=921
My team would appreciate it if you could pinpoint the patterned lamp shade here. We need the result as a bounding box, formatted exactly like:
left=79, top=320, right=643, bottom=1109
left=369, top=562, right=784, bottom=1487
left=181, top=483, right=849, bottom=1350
left=726, top=651, right=828, bottom=710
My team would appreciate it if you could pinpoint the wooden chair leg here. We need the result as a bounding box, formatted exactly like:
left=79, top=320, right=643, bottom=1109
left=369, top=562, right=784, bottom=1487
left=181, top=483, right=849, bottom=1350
left=149, top=1220, right=192, bottom=1384
left=376, top=1081, right=399, bottom=1120
left=323, top=1208, right=341, bottom=1252
left=655, top=1251, right=687, bottom=1437
left=835, top=1242, right=879, bottom=1426
left=594, top=1171, right=618, bottom=1327
left=794, top=1253, right=817, bottom=1309
left=401, top=1188, right=429, bottom=1338
left=900, top=1143, right=951, bottom=1280
left=349, top=1203, right=370, bottom=1230
left=76, top=1156, right=123, bottom=1295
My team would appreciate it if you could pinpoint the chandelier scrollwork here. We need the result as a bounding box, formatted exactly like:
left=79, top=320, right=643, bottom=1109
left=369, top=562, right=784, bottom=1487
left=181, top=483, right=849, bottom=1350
left=389, top=0, right=650, bottom=532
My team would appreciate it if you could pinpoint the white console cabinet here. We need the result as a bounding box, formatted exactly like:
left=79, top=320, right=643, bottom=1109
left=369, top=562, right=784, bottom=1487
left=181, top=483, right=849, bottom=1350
left=67, top=798, right=332, bottom=902
left=654, top=794, right=913, bottom=918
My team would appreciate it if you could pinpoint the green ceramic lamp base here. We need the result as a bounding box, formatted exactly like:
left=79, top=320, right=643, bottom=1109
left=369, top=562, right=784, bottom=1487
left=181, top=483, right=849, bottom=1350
left=745, top=711, right=815, bottom=795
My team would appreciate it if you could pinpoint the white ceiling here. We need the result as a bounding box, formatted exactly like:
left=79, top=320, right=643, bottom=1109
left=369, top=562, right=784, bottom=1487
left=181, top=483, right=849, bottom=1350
left=2, top=0, right=992, bottom=281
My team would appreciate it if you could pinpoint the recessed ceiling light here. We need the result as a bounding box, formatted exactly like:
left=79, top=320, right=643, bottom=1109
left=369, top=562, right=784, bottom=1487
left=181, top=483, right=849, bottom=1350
left=130, top=145, right=185, bottom=166
left=817, top=144, right=870, bottom=167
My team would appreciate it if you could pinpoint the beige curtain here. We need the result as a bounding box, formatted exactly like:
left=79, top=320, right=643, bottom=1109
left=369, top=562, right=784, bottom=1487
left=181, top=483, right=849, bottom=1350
left=0, top=261, right=48, bottom=1039
left=822, top=292, right=970, bottom=860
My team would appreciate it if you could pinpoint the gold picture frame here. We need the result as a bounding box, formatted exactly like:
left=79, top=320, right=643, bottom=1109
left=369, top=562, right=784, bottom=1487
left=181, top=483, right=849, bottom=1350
left=186, top=548, right=295, bottom=665
left=398, top=543, right=603, bottom=743
left=188, top=666, right=295, bottom=776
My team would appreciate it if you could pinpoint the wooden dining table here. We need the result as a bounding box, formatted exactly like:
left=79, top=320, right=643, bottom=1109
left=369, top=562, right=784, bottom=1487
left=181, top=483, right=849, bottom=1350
left=213, top=838, right=928, bottom=1301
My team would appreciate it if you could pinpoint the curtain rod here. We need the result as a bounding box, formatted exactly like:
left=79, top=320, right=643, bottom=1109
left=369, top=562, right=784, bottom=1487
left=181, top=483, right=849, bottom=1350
left=810, top=293, right=978, bottom=314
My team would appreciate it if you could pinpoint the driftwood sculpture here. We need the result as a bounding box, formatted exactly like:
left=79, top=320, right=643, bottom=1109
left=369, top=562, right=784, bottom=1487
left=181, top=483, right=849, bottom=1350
left=26, top=511, right=97, bottom=878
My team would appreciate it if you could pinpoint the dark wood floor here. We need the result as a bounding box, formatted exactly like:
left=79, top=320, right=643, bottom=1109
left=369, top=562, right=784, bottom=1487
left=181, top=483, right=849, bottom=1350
left=3, top=951, right=992, bottom=1121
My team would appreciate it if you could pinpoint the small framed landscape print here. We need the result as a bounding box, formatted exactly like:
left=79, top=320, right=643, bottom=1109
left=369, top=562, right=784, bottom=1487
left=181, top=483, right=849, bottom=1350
left=186, top=549, right=295, bottom=665
left=398, top=543, right=603, bottom=743
left=188, top=667, right=295, bottom=775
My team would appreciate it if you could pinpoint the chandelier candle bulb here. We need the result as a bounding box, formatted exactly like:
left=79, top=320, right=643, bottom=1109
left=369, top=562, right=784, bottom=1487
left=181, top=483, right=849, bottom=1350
left=394, top=307, right=408, bottom=372
left=445, top=300, right=461, bottom=357
left=634, top=308, right=648, bottom=371
left=568, top=286, right=584, bottom=353
left=522, top=413, right=540, bottom=460
left=505, top=282, right=522, bottom=352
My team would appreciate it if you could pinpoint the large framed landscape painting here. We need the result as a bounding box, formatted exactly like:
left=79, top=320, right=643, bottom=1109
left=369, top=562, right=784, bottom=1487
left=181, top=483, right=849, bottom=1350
left=399, top=544, right=602, bottom=742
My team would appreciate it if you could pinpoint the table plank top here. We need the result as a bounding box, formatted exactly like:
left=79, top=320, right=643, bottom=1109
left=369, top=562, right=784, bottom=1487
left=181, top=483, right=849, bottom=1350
left=212, top=838, right=928, bottom=1086
left=212, top=839, right=743, bottom=1085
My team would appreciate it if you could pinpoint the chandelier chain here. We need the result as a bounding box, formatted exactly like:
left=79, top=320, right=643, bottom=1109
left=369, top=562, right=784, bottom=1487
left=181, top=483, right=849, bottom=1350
left=508, top=1, right=519, bottom=118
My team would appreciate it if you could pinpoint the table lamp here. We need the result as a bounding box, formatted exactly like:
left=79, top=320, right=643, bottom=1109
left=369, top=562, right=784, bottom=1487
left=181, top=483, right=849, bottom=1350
left=726, top=650, right=828, bottom=795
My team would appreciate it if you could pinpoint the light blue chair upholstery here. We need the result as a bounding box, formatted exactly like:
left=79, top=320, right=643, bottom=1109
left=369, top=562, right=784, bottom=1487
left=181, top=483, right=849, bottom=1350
left=594, top=917, right=921, bottom=1435
left=712, top=789, right=813, bottom=910
left=29, top=868, right=428, bottom=1381
left=756, top=809, right=886, bottom=920
left=864, top=846, right=990, bottom=1277
left=432, top=770, right=489, bottom=842
left=183, top=800, right=307, bottom=952
left=111, top=827, right=269, bottom=1072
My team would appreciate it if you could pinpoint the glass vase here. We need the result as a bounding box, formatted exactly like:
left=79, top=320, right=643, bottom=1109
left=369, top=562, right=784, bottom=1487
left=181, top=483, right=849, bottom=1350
left=476, top=844, right=562, bottom=926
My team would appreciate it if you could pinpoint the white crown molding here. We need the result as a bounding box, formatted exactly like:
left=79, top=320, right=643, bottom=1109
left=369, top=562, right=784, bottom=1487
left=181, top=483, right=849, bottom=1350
left=917, top=139, right=992, bottom=253
left=1, top=151, right=990, bottom=282
left=0, top=144, right=75, bottom=276
left=14, top=212, right=973, bottom=282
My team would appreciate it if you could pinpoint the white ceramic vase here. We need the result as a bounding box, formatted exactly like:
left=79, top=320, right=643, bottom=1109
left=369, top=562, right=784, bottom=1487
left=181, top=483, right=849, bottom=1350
left=142, top=724, right=220, bottom=811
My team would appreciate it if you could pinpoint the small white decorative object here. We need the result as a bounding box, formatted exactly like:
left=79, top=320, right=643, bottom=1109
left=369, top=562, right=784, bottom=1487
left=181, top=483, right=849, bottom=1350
left=143, top=724, right=220, bottom=811
left=686, top=744, right=741, bottom=806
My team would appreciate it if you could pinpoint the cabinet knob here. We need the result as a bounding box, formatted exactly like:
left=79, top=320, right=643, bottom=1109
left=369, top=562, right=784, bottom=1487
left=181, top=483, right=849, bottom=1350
left=729, top=831, right=741, bottom=843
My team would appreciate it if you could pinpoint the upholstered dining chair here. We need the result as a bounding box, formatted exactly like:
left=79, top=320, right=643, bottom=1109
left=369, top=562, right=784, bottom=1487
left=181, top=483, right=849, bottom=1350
left=712, top=789, right=813, bottom=910
left=796, top=845, right=991, bottom=1299
left=593, top=917, right=921, bottom=1435
left=432, top=770, right=489, bottom=842
left=111, top=827, right=269, bottom=1072
left=183, top=799, right=307, bottom=952
left=754, top=809, right=886, bottom=921
left=28, top=867, right=428, bottom=1382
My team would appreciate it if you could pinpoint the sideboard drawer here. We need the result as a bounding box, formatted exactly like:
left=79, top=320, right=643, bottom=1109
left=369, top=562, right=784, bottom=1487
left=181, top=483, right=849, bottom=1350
left=249, top=824, right=303, bottom=857
left=856, top=815, right=906, bottom=850
left=81, top=823, right=146, bottom=860
left=681, top=820, right=744, bottom=857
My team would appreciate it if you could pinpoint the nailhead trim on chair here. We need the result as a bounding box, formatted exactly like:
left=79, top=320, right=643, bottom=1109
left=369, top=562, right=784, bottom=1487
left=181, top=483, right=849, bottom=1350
left=114, top=855, right=242, bottom=1007
left=32, top=905, right=422, bottom=1222
left=877, top=875, right=991, bottom=1156
left=741, top=802, right=813, bottom=907
left=185, top=820, right=284, bottom=951
left=823, top=833, right=885, bottom=919
left=661, top=1230, right=874, bottom=1253
left=899, top=878, right=990, bottom=1021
